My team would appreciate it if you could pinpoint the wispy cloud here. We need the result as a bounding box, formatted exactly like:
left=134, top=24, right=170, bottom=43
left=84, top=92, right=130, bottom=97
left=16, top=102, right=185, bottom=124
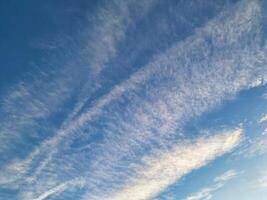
left=0, top=63, right=84, bottom=161
left=258, top=114, right=267, bottom=124
left=67, top=0, right=159, bottom=121
left=93, top=129, right=242, bottom=200
left=84, top=0, right=157, bottom=75
left=238, top=131, right=267, bottom=158
left=32, top=177, right=86, bottom=200
left=0, top=0, right=158, bottom=186
left=257, top=171, right=267, bottom=189
left=1, top=0, right=267, bottom=199
left=234, top=114, right=267, bottom=158
left=185, top=169, right=240, bottom=200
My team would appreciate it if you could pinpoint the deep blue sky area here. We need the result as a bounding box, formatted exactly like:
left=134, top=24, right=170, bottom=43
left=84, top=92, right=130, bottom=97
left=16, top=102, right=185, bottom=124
left=0, top=0, right=97, bottom=93
left=0, top=0, right=266, bottom=200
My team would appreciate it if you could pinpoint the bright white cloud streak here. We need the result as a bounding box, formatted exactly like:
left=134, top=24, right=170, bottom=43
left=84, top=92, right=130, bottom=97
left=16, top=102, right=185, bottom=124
left=94, top=129, right=242, bottom=200
left=259, top=114, right=267, bottom=124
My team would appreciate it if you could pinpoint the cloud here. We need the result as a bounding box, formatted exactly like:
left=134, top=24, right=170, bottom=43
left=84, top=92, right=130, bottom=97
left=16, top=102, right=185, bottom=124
left=0, top=63, right=85, bottom=161
left=258, top=114, right=267, bottom=124
left=84, top=0, right=157, bottom=75
left=1, top=0, right=267, bottom=199
left=235, top=114, right=267, bottom=158
left=214, top=170, right=239, bottom=182
left=0, top=0, right=158, bottom=186
left=184, top=169, right=240, bottom=200
left=258, top=171, right=267, bottom=189
left=94, top=129, right=242, bottom=200
left=32, top=177, right=86, bottom=200
left=74, top=3, right=266, bottom=198
left=66, top=0, right=159, bottom=121
left=238, top=132, right=267, bottom=158
left=249, top=78, right=267, bottom=88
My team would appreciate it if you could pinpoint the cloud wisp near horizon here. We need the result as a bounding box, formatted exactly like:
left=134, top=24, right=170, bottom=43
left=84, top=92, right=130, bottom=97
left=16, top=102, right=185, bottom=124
left=184, top=170, right=240, bottom=200
left=0, top=0, right=267, bottom=199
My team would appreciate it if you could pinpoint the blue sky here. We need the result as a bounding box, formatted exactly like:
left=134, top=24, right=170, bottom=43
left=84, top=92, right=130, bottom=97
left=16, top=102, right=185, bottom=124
left=0, top=0, right=267, bottom=200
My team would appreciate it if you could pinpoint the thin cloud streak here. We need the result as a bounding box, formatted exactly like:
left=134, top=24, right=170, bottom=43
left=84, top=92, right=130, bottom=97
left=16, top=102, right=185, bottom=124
left=184, top=169, right=239, bottom=200
left=32, top=178, right=86, bottom=200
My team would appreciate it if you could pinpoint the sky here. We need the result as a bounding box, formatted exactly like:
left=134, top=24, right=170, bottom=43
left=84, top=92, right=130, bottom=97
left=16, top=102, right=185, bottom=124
left=0, top=0, right=267, bottom=200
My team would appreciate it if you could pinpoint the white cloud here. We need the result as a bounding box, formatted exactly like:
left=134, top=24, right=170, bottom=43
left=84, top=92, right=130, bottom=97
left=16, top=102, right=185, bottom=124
left=258, top=114, right=267, bottom=124
left=249, top=78, right=266, bottom=88
left=1, top=0, right=267, bottom=199
left=84, top=0, right=158, bottom=75
left=214, top=170, right=239, bottom=182
left=1, top=177, right=85, bottom=200
left=235, top=119, right=267, bottom=158
left=258, top=171, right=267, bottom=189
left=0, top=0, right=158, bottom=187
left=32, top=177, right=86, bottom=200
left=95, top=129, right=242, bottom=200
left=66, top=0, right=159, bottom=120
left=185, top=169, right=239, bottom=200
left=242, top=134, right=267, bottom=157
left=76, top=2, right=265, bottom=198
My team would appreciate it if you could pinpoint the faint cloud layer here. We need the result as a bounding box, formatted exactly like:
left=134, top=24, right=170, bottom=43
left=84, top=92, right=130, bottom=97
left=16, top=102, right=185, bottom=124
left=0, top=0, right=266, bottom=199
left=185, top=170, right=240, bottom=200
